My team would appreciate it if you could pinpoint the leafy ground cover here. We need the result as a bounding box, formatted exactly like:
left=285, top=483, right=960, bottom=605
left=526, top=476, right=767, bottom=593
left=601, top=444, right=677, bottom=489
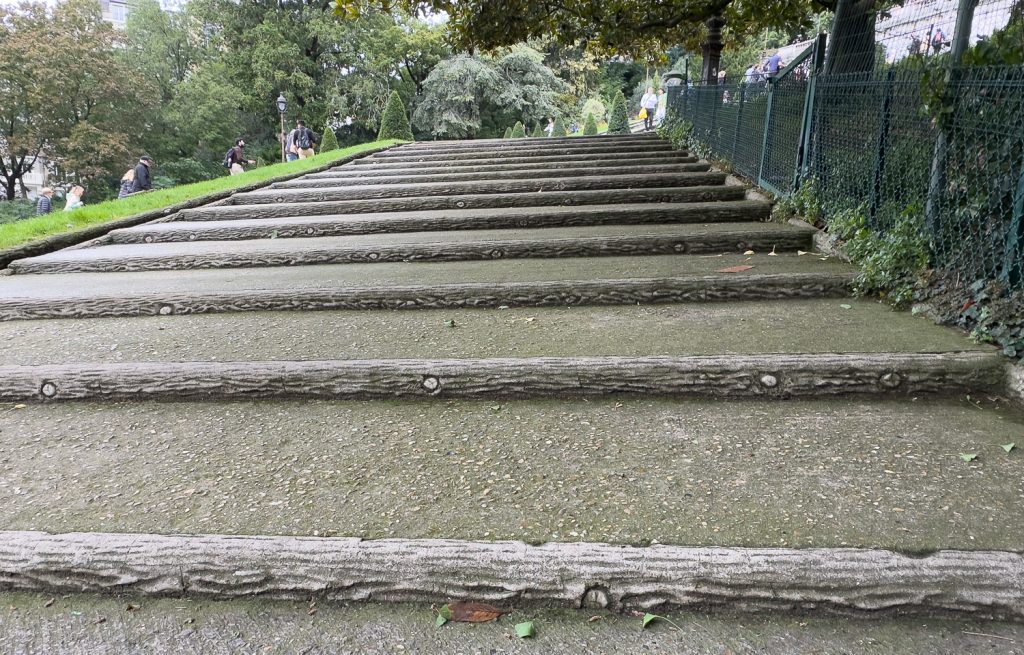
left=0, top=140, right=400, bottom=250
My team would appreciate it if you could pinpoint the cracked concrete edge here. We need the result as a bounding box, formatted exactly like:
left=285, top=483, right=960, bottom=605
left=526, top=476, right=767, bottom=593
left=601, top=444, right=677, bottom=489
left=1, top=531, right=1023, bottom=619
left=0, top=143, right=399, bottom=269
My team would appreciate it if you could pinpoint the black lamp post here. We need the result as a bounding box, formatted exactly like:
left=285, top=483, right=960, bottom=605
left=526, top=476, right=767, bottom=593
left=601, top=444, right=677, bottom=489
left=276, top=94, right=287, bottom=163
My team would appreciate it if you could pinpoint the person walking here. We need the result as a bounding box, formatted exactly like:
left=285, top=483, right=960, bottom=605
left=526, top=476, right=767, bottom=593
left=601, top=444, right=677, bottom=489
left=544, top=118, right=554, bottom=136
left=118, top=169, right=135, bottom=200
left=226, top=139, right=256, bottom=176
left=292, top=120, right=317, bottom=160
left=653, top=88, right=667, bottom=126
left=640, top=86, right=658, bottom=131
left=764, top=51, right=784, bottom=78
left=284, top=126, right=299, bottom=162
left=36, top=187, right=54, bottom=215
left=64, top=185, right=85, bottom=211
left=129, top=155, right=154, bottom=194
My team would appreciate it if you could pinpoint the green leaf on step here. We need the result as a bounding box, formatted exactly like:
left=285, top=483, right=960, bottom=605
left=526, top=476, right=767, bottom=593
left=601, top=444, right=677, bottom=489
left=491, top=405, right=502, bottom=411
left=642, top=613, right=662, bottom=629
left=435, top=613, right=448, bottom=627
left=436, top=604, right=452, bottom=627
left=1002, top=443, right=1016, bottom=453
left=839, top=304, right=852, bottom=310
left=270, top=230, right=278, bottom=239
left=960, top=453, right=978, bottom=462
left=445, top=319, right=456, bottom=328
left=515, top=621, right=535, bottom=638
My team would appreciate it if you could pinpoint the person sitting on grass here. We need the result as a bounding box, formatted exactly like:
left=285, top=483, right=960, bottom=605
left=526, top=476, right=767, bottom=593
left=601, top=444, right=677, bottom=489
left=63, top=186, right=85, bottom=211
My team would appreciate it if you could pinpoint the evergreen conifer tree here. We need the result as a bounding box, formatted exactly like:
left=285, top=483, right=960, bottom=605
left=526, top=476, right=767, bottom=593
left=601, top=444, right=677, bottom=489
left=503, top=127, right=512, bottom=138
left=607, top=91, right=630, bottom=135
left=583, top=112, right=598, bottom=136
left=510, top=121, right=526, bottom=138
left=378, top=91, right=414, bottom=141
left=531, top=123, right=544, bottom=137
left=320, top=126, right=339, bottom=153
left=550, top=117, right=567, bottom=137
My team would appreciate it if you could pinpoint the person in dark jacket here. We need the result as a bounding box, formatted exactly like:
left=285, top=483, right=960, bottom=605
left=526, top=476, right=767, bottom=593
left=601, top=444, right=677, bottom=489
left=36, top=187, right=54, bottom=215
left=129, top=155, right=154, bottom=194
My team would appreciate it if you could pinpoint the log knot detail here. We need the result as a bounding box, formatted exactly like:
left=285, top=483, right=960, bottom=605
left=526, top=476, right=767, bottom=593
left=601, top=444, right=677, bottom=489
left=581, top=586, right=611, bottom=609
left=158, top=305, right=173, bottom=316
left=759, top=373, right=779, bottom=389
left=421, top=376, right=441, bottom=393
left=40, top=381, right=57, bottom=398
left=880, top=372, right=903, bottom=389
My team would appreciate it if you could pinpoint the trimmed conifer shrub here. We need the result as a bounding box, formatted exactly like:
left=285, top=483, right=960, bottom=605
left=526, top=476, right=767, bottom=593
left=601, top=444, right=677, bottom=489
left=320, top=126, right=339, bottom=153
left=583, top=112, right=598, bottom=136
left=607, top=91, right=630, bottom=135
left=531, top=123, right=544, bottom=137
left=503, top=127, right=512, bottom=139
left=550, top=117, right=567, bottom=137
left=378, top=91, right=414, bottom=141
left=510, top=121, right=526, bottom=138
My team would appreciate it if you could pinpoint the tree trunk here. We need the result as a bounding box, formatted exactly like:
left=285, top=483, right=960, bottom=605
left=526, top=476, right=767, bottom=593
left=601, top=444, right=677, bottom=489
left=824, top=0, right=879, bottom=76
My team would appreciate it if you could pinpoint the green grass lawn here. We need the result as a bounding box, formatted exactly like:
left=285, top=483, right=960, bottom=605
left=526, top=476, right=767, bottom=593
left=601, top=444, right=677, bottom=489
left=0, top=140, right=402, bottom=250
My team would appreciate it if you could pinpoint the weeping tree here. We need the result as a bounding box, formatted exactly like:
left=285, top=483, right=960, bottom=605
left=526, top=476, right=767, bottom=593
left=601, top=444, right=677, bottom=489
left=413, top=45, right=567, bottom=139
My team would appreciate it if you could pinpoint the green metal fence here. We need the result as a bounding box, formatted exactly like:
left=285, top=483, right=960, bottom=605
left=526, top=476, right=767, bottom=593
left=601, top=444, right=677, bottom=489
left=668, top=56, right=1024, bottom=294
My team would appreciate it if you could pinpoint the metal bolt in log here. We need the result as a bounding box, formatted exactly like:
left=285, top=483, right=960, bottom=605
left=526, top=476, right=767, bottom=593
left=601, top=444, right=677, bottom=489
left=880, top=372, right=903, bottom=389
left=40, top=382, right=57, bottom=398
left=421, top=376, right=441, bottom=393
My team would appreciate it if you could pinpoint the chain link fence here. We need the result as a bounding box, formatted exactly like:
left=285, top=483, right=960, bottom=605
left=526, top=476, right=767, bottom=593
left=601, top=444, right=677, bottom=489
left=667, top=0, right=1023, bottom=356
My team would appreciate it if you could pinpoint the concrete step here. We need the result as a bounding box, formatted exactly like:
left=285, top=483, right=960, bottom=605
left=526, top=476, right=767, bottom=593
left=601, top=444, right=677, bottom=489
left=387, top=137, right=671, bottom=156
left=315, top=155, right=700, bottom=177
left=350, top=150, right=694, bottom=170
left=8, top=592, right=1022, bottom=654
left=230, top=172, right=728, bottom=205
left=404, top=132, right=662, bottom=149
left=174, top=186, right=749, bottom=222
left=0, top=395, right=1017, bottom=549
left=371, top=142, right=675, bottom=162
left=107, top=201, right=772, bottom=245
left=279, top=162, right=713, bottom=187
left=0, top=253, right=856, bottom=321
left=11, top=223, right=811, bottom=274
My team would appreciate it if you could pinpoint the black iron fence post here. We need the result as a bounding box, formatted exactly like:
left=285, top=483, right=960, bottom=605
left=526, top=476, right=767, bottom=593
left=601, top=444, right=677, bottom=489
left=868, top=69, right=897, bottom=226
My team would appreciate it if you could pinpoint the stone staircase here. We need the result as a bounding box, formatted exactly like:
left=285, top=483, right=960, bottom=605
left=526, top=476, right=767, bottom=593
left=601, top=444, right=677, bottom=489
left=1, top=134, right=1022, bottom=627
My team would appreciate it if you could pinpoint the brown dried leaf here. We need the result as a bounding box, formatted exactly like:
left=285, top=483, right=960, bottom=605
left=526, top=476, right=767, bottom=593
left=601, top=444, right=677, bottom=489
left=447, top=601, right=508, bottom=623
left=715, top=265, right=754, bottom=273
left=125, top=603, right=139, bottom=612
left=43, top=598, right=55, bottom=608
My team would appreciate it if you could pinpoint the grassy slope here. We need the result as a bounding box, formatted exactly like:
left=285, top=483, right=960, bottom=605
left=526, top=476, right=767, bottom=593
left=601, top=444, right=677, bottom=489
left=0, top=140, right=401, bottom=250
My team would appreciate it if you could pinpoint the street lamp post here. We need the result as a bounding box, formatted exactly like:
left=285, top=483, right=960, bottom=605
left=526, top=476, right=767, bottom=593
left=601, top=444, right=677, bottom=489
left=276, top=94, right=287, bottom=163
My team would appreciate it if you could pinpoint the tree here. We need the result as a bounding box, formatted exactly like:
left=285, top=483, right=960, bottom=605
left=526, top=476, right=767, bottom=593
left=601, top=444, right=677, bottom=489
left=583, top=113, right=598, bottom=136
left=378, top=90, right=414, bottom=141
left=550, top=117, right=568, bottom=137
left=531, top=123, right=544, bottom=137
left=503, top=127, right=513, bottom=139
left=413, top=46, right=567, bottom=139
left=607, top=91, right=630, bottom=135
left=0, top=0, right=155, bottom=199
left=320, top=126, right=340, bottom=152
left=510, top=121, right=526, bottom=138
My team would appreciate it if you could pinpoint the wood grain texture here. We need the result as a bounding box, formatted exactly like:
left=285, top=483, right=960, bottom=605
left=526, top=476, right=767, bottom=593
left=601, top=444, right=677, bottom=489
left=232, top=173, right=728, bottom=205
left=0, top=272, right=854, bottom=321
left=400, top=133, right=662, bottom=150
left=174, top=187, right=748, bottom=222
left=107, top=201, right=771, bottom=245
left=351, top=150, right=695, bottom=170
left=1, top=531, right=1021, bottom=617
left=0, top=352, right=1004, bottom=402
left=12, top=227, right=806, bottom=274
left=314, top=157, right=700, bottom=178
left=281, top=163, right=712, bottom=188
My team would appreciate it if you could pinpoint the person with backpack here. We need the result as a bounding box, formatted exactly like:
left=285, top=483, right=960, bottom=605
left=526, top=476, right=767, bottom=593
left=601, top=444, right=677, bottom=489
left=292, top=120, right=317, bottom=159
left=129, top=155, right=154, bottom=194
left=224, top=139, right=256, bottom=176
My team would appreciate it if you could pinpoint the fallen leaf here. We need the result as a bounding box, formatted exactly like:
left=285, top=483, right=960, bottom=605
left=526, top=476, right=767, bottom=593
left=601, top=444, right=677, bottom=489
left=960, top=453, right=978, bottom=462
left=642, top=613, right=662, bottom=629
left=125, top=604, right=139, bottom=612
left=93, top=617, right=107, bottom=625
left=444, top=601, right=508, bottom=623
left=14, top=404, right=26, bottom=409
left=767, top=246, right=778, bottom=256
left=445, top=319, right=456, bottom=328
left=1002, top=443, right=1015, bottom=453
left=524, top=317, right=536, bottom=323
left=797, top=250, right=808, bottom=256
left=715, top=265, right=754, bottom=273
left=587, top=615, right=603, bottom=623
left=515, top=621, right=535, bottom=638
left=43, top=598, right=55, bottom=608
left=743, top=250, right=755, bottom=255
left=435, top=613, right=448, bottom=627
left=839, top=304, right=852, bottom=310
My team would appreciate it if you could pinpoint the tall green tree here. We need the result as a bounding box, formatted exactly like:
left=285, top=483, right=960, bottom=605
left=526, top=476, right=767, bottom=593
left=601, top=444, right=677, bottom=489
left=413, top=46, right=567, bottom=139
left=607, top=91, right=630, bottom=135
left=378, top=90, right=414, bottom=141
